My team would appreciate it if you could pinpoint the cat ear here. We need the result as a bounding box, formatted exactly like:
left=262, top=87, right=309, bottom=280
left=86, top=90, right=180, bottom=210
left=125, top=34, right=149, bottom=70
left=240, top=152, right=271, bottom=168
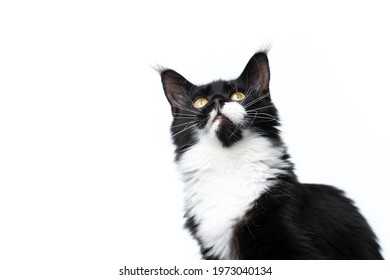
left=238, top=52, right=270, bottom=95
left=160, top=69, right=193, bottom=115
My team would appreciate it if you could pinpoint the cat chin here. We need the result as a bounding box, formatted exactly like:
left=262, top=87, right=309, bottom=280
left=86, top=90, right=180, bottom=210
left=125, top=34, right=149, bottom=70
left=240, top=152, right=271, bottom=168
left=200, top=102, right=246, bottom=147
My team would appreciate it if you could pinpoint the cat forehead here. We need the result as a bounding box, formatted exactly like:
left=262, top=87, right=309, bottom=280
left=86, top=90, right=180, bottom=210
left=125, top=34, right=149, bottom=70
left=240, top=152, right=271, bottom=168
left=194, top=80, right=239, bottom=96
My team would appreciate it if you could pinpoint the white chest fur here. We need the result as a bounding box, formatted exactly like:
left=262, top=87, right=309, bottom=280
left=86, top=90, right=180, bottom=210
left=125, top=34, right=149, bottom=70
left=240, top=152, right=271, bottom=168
left=178, top=130, right=288, bottom=259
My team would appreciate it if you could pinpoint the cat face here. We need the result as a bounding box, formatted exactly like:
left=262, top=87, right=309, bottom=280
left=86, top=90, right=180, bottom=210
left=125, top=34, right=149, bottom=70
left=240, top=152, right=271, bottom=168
left=160, top=52, right=280, bottom=157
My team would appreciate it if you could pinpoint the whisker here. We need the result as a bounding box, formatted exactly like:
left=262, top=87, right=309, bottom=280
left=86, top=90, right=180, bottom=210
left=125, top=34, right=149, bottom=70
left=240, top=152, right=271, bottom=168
left=243, top=93, right=270, bottom=108
left=171, top=105, right=199, bottom=115
left=171, top=123, right=197, bottom=138
left=245, top=104, right=274, bottom=112
left=229, top=123, right=242, bottom=138
left=173, top=116, right=198, bottom=120
left=245, top=115, right=277, bottom=122
left=171, top=120, right=199, bottom=128
left=196, top=119, right=206, bottom=129
left=173, top=112, right=197, bottom=117
left=244, top=80, right=260, bottom=101
left=182, top=82, right=200, bottom=109
left=247, top=110, right=257, bottom=127
left=246, top=112, right=275, bottom=118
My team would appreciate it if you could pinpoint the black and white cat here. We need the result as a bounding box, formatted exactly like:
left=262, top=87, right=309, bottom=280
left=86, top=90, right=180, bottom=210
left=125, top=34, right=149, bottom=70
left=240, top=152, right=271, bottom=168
left=159, top=51, right=383, bottom=260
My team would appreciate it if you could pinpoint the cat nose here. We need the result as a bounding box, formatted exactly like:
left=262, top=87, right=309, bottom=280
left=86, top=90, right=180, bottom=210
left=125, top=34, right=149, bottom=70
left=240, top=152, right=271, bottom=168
left=212, top=96, right=226, bottom=109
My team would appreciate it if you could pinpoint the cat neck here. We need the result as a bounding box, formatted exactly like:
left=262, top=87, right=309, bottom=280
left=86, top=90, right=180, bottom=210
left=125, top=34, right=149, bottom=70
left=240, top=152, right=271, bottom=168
left=177, top=129, right=295, bottom=259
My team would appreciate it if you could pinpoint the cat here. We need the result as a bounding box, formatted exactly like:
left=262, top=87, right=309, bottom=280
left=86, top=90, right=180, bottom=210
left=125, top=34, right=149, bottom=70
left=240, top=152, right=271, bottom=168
left=159, top=51, right=383, bottom=260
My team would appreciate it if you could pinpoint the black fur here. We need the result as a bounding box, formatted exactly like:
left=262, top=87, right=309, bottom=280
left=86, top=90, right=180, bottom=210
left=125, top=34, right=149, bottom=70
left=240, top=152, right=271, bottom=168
left=233, top=181, right=382, bottom=259
left=160, top=52, right=280, bottom=158
left=160, top=51, right=383, bottom=260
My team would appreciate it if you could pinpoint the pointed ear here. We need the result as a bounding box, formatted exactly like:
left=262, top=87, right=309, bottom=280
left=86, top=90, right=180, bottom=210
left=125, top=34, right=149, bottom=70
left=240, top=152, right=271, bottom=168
left=160, top=69, right=193, bottom=115
left=238, top=52, right=270, bottom=95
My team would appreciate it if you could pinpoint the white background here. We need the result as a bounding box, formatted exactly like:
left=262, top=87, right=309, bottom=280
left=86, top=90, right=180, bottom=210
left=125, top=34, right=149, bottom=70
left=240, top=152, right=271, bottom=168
left=1, top=0, right=389, bottom=279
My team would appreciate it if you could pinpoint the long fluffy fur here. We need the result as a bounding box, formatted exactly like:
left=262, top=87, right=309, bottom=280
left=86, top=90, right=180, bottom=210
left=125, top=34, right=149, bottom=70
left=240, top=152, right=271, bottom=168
left=160, top=51, right=383, bottom=259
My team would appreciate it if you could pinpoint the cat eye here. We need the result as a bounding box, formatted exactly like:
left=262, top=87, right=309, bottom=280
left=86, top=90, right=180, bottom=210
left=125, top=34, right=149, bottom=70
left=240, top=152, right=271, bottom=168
left=193, top=97, right=208, bottom=109
left=230, top=92, right=246, bottom=102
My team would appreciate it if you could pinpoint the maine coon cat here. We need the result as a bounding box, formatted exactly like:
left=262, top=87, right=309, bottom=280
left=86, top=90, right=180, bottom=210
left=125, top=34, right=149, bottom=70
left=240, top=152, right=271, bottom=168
left=159, top=51, right=383, bottom=260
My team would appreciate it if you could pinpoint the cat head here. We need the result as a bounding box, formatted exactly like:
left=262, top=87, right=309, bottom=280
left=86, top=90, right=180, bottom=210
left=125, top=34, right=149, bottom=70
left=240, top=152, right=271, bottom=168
left=160, top=52, right=280, bottom=158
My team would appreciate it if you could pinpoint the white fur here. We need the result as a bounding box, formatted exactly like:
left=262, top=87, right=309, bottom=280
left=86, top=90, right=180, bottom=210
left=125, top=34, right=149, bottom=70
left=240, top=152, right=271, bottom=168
left=221, top=102, right=246, bottom=124
left=177, top=102, right=289, bottom=259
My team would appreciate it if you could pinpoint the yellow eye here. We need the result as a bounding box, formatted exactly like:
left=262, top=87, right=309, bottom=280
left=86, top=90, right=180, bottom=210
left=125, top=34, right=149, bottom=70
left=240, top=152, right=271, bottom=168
left=230, top=92, right=246, bottom=102
left=193, top=97, right=208, bottom=109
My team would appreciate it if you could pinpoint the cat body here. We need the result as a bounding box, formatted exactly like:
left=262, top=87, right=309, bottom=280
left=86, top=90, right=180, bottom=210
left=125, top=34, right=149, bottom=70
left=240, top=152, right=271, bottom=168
left=160, top=52, right=383, bottom=259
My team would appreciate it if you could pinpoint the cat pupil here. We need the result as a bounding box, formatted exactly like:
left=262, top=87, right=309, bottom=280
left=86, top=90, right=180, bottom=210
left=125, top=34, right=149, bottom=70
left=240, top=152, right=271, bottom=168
left=230, top=92, right=245, bottom=101
left=194, top=97, right=208, bottom=109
